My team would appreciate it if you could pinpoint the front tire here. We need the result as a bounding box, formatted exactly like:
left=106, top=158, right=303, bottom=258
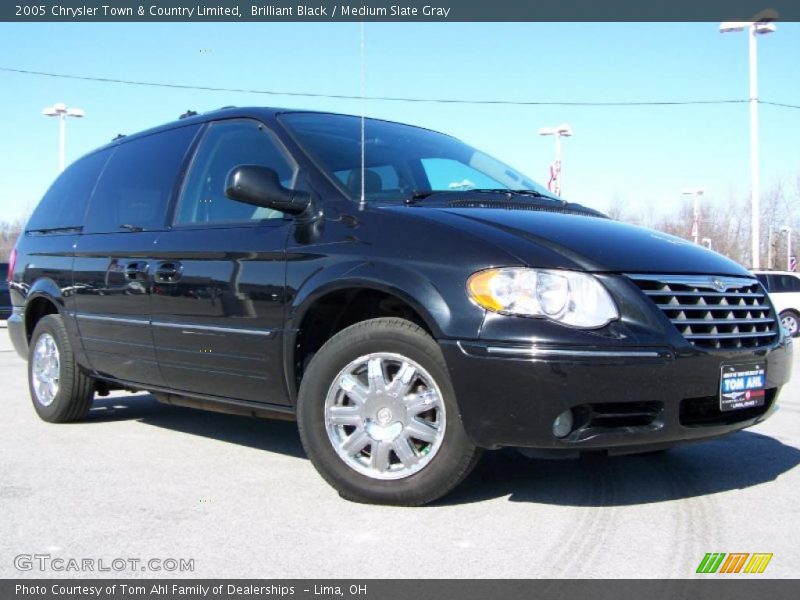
left=297, top=318, right=481, bottom=505
left=28, top=314, right=95, bottom=423
left=780, top=310, right=800, bottom=338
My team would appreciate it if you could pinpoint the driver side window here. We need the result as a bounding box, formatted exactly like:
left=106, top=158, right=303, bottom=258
left=176, top=119, right=297, bottom=225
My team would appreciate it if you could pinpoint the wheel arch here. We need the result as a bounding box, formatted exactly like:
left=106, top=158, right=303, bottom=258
left=284, top=265, right=452, bottom=403
left=24, top=279, right=66, bottom=341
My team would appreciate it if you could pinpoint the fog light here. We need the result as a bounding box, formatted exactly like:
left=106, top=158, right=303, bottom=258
left=552, top=409, right=574, bottom=438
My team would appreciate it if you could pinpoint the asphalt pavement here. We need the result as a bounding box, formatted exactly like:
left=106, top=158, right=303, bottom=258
left=1, top=323, right=798, bottom=578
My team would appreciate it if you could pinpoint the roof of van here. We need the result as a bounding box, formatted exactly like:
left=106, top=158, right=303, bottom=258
left=97, top=106, right=449, bottom=152
left=98, top=106, right=286, bottom=149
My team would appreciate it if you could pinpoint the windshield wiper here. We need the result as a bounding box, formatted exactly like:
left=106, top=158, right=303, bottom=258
left=404, top=188, right=565, bottom=206
left=119, top=224, right=144, bottom=232
left=27, top=226, right=82, bottom=234
left=403, top=190, right=454, bottom=205
left=471, top=189, right=566, bottom=204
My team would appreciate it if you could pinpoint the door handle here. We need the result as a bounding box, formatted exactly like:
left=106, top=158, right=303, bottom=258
left=125, top=261, right=149, bottom=280
left=154, top=261, right=182, bottom=284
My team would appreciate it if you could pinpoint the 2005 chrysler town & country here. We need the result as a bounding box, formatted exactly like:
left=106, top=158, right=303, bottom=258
left=8, top=108, right=793, bottom=505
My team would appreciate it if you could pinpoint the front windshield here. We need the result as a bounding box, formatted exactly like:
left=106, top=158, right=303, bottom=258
left=279, top=112, right=551, bottom=202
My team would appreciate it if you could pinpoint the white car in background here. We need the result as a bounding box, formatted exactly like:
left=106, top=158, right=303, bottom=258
left=754, top=270, right=800, bottom=337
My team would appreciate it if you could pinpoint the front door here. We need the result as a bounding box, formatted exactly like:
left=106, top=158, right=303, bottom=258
left=150, top=118, right=297, bottom=404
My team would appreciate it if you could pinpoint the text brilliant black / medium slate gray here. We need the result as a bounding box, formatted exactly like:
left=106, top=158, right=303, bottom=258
left=8, top=107, right=793, bottom=505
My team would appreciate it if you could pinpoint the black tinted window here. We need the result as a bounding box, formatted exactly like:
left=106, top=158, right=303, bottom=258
left=279, top=112, right=549, bottom=203
left=26, top=150, right=111, bottom=232
left=176, top=120, right=296, bottom=225
left=755, top=273, right=770, bottom=289
left=772, top=274, right=800, bottom=293
left=85, top=125, right=200, bottom=233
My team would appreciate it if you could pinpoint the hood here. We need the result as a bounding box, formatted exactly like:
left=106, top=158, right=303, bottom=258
left=387, top=205, right=751, bottom=277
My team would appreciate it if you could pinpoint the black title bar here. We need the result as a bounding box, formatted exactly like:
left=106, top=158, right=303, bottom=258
left=2, top=1, right=794, bottom=22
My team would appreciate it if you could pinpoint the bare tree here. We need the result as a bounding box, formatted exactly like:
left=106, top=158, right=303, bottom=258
left=606, top=194, right=628, bottom=222
left=0, top=218, right=25, bottom=262
left=608, top=175, right=799, bottom=270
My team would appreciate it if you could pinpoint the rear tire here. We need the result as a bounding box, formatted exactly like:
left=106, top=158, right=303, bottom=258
left=28, top=314, right=95, bottom=423
left=297, top=317, right=481, bottom=506
left=779, top=310, right=799, bottom=338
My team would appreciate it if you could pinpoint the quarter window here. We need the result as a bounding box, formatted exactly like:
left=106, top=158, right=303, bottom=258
left=26, top=149, right=112, bottom=232
left=84, top=125, right=200, bottom=233
left=176, top=120, right=297, bottom=225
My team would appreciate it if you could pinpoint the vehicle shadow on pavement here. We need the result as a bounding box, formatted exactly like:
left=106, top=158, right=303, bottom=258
left=442, top=432, right=800, bottom=506
left=87, top=393, right=306, bottom=459
left=85, top=394, right=799, bottom=506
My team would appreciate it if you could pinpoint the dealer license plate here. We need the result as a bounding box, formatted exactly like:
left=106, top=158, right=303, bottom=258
left=719, top=364, right=766, bottom=412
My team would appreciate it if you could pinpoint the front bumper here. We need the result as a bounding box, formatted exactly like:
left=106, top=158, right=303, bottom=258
left=441, top=337, right=793, bottom=452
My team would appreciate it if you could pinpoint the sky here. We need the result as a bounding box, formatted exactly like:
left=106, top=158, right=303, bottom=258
left=0, top=22, right=798, bottom=222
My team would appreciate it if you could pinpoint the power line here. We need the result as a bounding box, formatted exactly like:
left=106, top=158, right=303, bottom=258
left=1, top=66, right=798, bottom=109
left=760, top=100, right=800, bottom=110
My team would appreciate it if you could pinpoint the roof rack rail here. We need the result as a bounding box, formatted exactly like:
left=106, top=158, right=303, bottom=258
left=179, top=110, right=198, bottom=119
left=216, top=105, right=236, bottom=110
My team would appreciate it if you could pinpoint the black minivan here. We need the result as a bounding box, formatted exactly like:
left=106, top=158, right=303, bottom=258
left=8, top=107, right=793, bottom=505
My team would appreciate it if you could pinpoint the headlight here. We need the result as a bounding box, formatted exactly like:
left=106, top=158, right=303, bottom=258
left=467, top=267, right=619, bottom=328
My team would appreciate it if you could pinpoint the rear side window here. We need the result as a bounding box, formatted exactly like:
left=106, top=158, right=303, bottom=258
left=26, top=150, right=111, bottom=232
left=84, top=125, right=200, bottom=233
left=175, top=119, right=296, bottom=225
left=755, top=273, right=770, bottom=290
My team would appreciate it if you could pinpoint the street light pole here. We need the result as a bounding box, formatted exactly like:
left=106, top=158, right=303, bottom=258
left=748, top=25, right=761, bottom=269
left=42, top=103, right=85, bottom=172
left=720, top=20, right=776, bottom=269
left=682, top=188, right=705, bottom=244
left=538, top=124, right=573, bottom=196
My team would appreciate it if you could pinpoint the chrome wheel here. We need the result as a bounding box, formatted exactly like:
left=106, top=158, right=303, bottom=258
left=324, top=352, right=446, bottom=480
left=782, top=312, right=799, bottom=337
left=32, top=333, right=60, bottom=407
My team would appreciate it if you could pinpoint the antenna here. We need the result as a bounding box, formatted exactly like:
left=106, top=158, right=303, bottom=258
left=359, top=21, right=366, bottom=211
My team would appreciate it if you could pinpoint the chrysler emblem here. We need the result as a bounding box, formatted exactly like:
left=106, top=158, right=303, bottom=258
left=711, top=278, right=726, bottom=292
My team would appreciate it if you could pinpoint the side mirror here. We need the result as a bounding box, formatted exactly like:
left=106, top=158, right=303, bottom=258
left=225, top=165, right=312, bottom=217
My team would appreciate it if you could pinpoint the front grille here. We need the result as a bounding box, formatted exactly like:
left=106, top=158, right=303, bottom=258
left=628, top=274, right=779, bottom=350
